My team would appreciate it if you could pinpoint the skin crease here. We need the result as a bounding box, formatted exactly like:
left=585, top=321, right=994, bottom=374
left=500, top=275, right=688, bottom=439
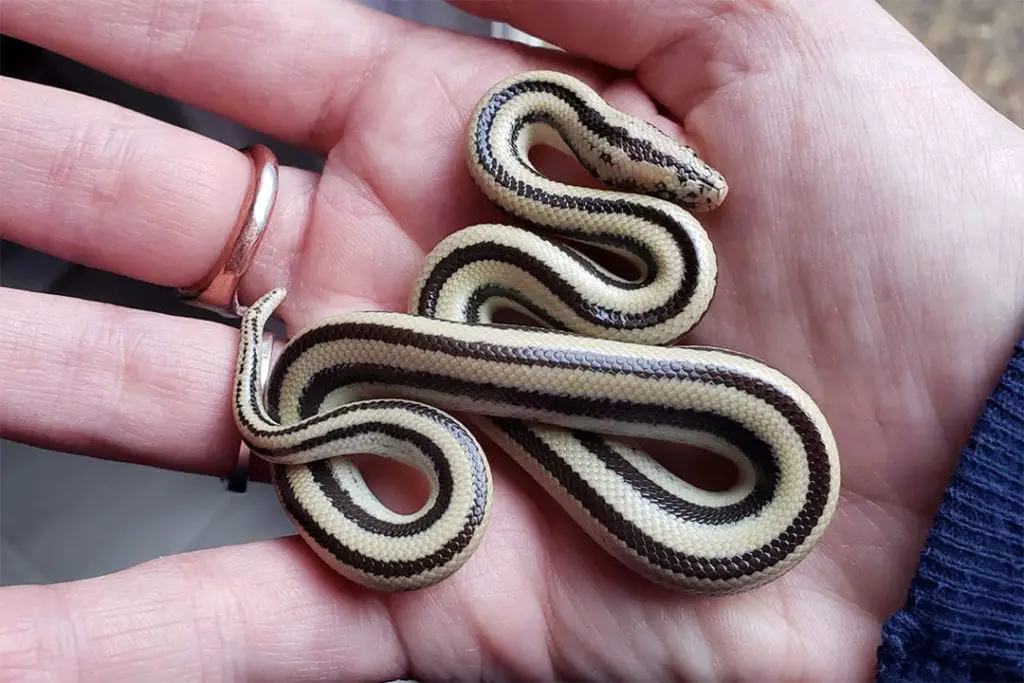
left=0, top=0, right=1023, bottom=680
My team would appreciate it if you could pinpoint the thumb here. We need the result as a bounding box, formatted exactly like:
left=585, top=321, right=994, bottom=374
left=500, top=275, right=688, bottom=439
left=449, top=0, right=939, bottom=118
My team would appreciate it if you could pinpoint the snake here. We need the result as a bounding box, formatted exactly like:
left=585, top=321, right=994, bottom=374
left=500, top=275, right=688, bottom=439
left=231, top=70, right=841, bottom=595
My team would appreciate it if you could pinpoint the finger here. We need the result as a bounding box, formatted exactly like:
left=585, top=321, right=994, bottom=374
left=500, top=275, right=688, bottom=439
left=450, top=0, right=765, bottom=123
left=454, top=0, right=737, bottom=71
left=3, top=0, right=495, bottom=152
left=0, top=284, right=447, bottom=507
left=0, top=287, right=260, bottom=478
left=0, top=538, right=409, bottom=683
left=2, top=0, right=642, bottom=155
left=0, top=465, right=565, bottom=683
left=0, top=76, right=313, bottom=305
left=452, top=0, right=922, bottom=116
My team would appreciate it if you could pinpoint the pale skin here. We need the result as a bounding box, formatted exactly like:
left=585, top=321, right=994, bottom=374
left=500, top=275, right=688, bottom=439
left=1, top=0, right=1022, bottom=680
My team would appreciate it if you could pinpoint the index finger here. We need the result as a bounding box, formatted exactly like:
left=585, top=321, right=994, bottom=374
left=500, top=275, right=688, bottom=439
left=0, top=0, right=407, bottom=151
left=0, top=0, right=602, bottom=153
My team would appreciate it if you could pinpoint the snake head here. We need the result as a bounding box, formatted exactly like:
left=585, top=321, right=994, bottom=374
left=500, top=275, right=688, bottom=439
left=598, top=118, right=729, bottom=213
left=659, top=154, right=729, bottom=212
left=636, top=121, right=728, bottom=212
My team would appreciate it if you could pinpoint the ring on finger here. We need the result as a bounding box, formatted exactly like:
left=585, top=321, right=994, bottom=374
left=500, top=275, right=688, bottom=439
left=177, top=144, right=279, bottom=318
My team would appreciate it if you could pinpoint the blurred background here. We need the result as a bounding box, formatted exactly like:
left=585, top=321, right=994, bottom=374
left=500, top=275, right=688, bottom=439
left=1, top=0, right=1021, bottom=588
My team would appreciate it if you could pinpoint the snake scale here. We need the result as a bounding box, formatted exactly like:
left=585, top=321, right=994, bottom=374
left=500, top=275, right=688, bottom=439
left=231, top=70, right=841, bottom=595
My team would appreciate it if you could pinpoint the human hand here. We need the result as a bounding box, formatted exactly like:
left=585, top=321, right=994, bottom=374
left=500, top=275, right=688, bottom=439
left=2, top=0, right=1022, bottom=680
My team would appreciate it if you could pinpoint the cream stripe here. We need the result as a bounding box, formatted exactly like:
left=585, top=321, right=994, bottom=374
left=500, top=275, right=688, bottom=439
left=611, top=435, right=759, bottom=509
left=488, top=413, right=810, bottom=559
left=269, top=329, right=825, bottom=426
left=231, top=69, right=839, bottom=594
left=277, top=437, right=478, bottom=564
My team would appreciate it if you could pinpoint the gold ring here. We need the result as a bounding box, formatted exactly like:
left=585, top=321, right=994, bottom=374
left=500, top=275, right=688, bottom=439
left=178, top=144, right=279, bottom=318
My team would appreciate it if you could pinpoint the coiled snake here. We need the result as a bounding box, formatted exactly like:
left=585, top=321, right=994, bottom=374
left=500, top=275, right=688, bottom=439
left=231, top=71, right=841, bottom=595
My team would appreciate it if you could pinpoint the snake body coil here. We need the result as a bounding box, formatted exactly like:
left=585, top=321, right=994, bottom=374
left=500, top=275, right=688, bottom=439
left=232, top=71, right=841, bottom=594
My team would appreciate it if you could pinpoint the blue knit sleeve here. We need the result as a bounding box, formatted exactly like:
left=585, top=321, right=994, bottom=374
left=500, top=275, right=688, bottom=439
left=875, top=335, right=1024, bottom=681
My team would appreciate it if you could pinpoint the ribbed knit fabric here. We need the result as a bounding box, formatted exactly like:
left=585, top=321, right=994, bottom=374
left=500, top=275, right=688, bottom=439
left=875, top=335, right=1024, bottom=681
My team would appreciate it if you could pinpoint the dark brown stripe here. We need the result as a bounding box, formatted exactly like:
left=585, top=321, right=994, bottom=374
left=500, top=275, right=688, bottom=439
left=259, top=320, right=811, bottom=457
left=469, top=78, right=713, bottom=333
left=267, top=320, right=785, bottom=396
left=289, top=363, right=777, bottom=528
left=261, top=323, right=832, bottom=580
left=573, top=431, right=777, bottom=525
left=495, top=418, right=821, bottom=584
left=239, top=336, right=492, bottom=580
left=240, top=311, right=278, bottom=426
left=237, top=396, right=478, bottom=537
left=487, top=108, right=661, bottom=283
left=300, top=420, right=455, bottom=537
left=416, top=242, right=654, bottom=328
left=274, top=441, right=489, bottom=581
left=461, top=284, right=571, bottom=330
left=508, top=110, right=696, bottom=212
left=482, top=78, right=718, bottom=199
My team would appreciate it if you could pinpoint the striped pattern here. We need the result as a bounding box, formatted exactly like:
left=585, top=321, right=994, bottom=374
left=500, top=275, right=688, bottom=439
left=233, top=291, right=492, bottom=590
left=231, top=70, right=840, bottom=594
left=412, top=73, right=723, bottom=345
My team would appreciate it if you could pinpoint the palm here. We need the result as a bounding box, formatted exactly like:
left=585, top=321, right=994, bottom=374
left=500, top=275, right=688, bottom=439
left=2, top=0, right=1021, bottom=680
left=266, top=8, right=1022, bottom=679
